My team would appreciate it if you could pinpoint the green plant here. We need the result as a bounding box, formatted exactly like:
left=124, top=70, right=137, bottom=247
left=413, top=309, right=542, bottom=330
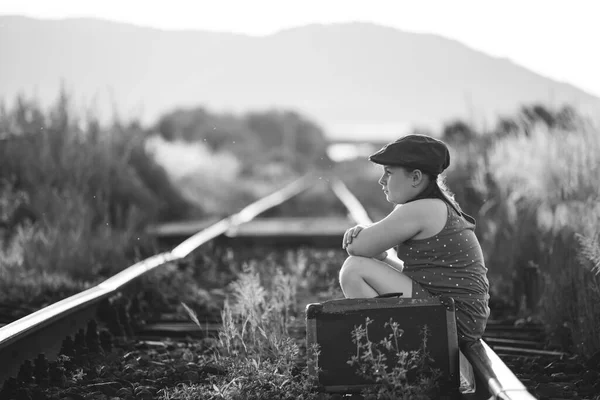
left=348, top=317, right=441, bottom=400
left=481, top=123, right=600, bottom=352
left=179, top=265, right=323, bottom=400
left=425, top=107, right=600, bottom=355
left=215, top=264, right=298, bottom=360
left=0, top=91, right=195, bottom=306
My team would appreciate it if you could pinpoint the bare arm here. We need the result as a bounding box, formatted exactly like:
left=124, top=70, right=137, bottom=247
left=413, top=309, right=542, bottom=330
left=345, top=201, right=428, bottom=258
left=343, top=226, right=405, bottom=271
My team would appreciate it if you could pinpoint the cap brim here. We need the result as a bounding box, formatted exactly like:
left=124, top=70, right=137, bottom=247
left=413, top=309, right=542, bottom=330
left=368, top=152, right=406, bottom=167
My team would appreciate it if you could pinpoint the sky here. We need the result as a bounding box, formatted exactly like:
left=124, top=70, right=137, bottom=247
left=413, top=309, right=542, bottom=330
left=1, top=0, right=600, bottom=97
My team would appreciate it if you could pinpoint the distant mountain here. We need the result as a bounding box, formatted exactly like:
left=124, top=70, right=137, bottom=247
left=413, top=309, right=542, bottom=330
left=1, top=16, right=599, bottom=139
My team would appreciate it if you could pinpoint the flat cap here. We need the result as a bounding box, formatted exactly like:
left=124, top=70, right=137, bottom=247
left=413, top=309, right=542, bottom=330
left=369, top=134, right=450, bottom=175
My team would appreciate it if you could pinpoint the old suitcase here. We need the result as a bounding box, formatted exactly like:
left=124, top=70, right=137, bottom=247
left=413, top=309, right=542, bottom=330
left=306, top=294, right=460, bottom=399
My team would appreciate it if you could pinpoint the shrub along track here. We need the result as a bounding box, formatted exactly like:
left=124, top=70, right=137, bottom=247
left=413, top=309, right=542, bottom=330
left=1, top=172, right=594, bottom=399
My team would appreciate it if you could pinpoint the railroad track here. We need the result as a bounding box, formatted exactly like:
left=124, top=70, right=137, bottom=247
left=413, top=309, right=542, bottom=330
left=0, top=173, right=543, bottom=399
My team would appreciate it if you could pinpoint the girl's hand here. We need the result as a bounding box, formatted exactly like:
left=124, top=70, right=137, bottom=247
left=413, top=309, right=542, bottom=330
left=342, top=225, right=365, bottom=249
left=374, top=251, right=388, bottom=261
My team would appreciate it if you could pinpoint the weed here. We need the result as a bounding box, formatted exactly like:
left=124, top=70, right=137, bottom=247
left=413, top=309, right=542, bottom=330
left=178, top=265, right=322, bottom=399
left=348, top=317, right=441, bottom=399
left=481, top=124, right=600, bottom=353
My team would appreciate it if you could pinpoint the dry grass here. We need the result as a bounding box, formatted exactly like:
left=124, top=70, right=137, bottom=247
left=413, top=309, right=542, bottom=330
left=448, top=119, right=600, bottom=354
left=179, top=265, right=321, bottom=400
left=0, top=93, right=180, bottom=306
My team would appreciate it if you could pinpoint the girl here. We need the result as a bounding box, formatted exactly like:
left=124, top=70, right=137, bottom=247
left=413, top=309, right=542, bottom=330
left=340, top=134, right=490, bottom=346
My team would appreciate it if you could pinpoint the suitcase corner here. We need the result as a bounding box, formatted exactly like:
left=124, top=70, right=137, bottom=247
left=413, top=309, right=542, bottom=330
left=305, top=302, right=323, bottom=320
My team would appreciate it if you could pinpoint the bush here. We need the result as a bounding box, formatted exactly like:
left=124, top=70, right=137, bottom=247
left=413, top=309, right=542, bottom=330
left=155, top=107, right=332, bottom=177
left=0, top=91, right=195, bottom=306
left=483, top=125, right=600, bottom=354
left=446, top=111, right=600, bottom=355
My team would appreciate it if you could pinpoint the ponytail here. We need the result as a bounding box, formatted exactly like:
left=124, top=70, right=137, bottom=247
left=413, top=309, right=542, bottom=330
left=435, top=174, right=463, bottom=215
left=408, top=173, right=463, bottom=215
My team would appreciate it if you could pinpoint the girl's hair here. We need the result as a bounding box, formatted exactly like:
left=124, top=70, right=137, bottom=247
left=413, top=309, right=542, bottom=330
left=406, top=170, right=463, bottom=215
left=433, top=174, right=463, bottom=214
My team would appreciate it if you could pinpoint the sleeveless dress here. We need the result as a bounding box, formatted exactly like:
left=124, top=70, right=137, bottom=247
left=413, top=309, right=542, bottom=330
left=395, top=202, right=490, bottom=345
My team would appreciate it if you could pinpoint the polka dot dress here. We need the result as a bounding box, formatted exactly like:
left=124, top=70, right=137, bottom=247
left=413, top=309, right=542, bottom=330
left=397, top=202, right=491, bottom=345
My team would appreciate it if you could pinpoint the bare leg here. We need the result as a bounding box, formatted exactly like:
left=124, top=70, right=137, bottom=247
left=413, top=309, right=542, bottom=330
left=339, top=255, right=415, bottom=299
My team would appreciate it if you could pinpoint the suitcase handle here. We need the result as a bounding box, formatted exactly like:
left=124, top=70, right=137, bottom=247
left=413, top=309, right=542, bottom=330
left=375, top=292, right=404, bottom=298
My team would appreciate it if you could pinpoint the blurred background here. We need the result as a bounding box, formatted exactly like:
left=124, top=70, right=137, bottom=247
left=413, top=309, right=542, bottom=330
left=1, top=0, right=599, bottom=355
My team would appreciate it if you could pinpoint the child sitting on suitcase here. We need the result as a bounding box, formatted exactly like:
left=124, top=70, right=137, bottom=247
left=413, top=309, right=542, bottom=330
left=341, top=134, right=490, bottom=346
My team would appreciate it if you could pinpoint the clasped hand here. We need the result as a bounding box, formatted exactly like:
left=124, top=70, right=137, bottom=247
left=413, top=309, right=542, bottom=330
left=342, top=225, right=387, bottom=261
left=342, top=225, right=365, bottom=249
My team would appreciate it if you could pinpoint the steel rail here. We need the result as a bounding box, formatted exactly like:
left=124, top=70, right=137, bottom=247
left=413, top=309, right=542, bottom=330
left=462, top=340, right=536, bottom=400
left=0, top=172, right=318, bottom=384
left=328, top=177, right=373, bottom=226
left=329, top=177, right=402, bottom=266
left=328, top=177, right=536, bottom=400
left=1, top=172, right=539, bottom=399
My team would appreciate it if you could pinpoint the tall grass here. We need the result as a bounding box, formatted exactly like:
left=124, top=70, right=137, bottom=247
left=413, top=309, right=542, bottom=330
left=180, top=264, right=322, bottom=400
left=218, top=265, right=298, bottom=360
left=483, top=124, right=600, bottom=354
left=0, top=92, right=194, bottom=306
left=445, top=117, right=600, bottom=355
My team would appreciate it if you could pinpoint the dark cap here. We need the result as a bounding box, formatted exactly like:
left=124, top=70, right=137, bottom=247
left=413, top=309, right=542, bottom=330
left=369, top=134, right=450, bottom=175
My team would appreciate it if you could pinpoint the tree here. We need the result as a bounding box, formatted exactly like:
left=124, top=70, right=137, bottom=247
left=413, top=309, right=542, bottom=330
left=245, top=110, right=331, bottom=171
left=442, top=119, right=476, bottom=145
left=493, top=116, right=521, bottom=139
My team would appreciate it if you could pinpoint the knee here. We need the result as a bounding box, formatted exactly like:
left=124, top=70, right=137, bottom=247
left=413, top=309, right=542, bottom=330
left=339, top=256, right=370, bottom=285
